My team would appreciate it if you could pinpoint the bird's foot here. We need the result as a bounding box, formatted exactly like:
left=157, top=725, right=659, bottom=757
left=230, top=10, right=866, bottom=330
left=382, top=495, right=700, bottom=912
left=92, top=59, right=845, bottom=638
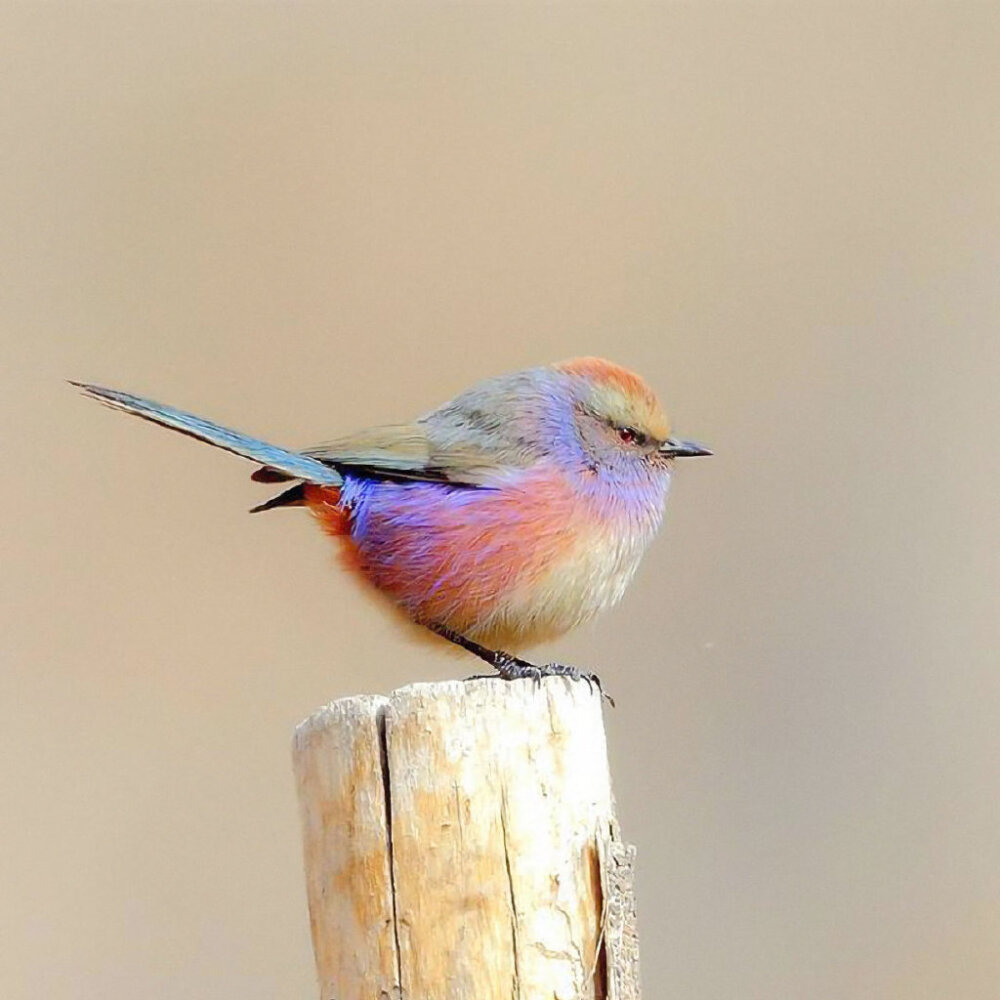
left=466, top=650, right=543, bottom=685
left=537, top=662, right=615, bottom=707
left=467, top=653, right=614, bottom=706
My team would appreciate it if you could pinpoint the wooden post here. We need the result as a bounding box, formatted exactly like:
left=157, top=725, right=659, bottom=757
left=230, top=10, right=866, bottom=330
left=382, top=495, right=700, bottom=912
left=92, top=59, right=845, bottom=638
left=293, top=678, right=641, bottom=1000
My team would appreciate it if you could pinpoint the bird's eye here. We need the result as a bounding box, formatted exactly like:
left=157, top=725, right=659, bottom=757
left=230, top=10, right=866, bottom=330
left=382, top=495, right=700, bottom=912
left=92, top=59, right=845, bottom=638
left=618, top=426, right=646, bottom=446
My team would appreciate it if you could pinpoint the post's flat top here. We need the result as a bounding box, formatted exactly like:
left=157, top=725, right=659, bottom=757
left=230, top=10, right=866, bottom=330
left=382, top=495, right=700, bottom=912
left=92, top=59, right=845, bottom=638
left=298, top=675, right=605, bottom=727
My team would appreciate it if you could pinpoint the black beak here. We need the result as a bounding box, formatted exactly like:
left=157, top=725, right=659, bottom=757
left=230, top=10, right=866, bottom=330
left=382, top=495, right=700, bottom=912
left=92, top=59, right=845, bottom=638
left=659, top=436, right=713, bottom=458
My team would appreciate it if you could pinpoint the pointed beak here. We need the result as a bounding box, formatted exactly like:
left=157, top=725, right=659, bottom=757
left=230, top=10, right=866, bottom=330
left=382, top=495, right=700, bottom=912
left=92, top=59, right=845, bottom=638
left=659, top=436, right=713, bottom=458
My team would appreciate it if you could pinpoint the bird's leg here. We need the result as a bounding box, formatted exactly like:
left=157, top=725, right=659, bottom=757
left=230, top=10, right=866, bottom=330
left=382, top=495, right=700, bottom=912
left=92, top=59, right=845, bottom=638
left=424, top=622, right=542, bottom=681
left=425, top=622, right=613, bottom=705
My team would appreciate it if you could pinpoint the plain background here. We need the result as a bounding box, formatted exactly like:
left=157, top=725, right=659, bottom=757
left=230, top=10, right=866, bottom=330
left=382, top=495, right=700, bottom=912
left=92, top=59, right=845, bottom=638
left=3, top=4, right=999, bottom=998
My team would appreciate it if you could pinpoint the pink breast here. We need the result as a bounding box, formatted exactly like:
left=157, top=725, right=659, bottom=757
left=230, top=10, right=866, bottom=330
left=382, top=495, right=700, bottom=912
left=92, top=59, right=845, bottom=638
left=309, top=471, right=595, bottom=639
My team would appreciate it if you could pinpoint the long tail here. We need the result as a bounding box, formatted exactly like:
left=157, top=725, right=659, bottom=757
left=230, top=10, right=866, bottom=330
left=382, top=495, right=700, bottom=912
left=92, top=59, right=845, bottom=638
left=72, top=382, right=342, bottom=487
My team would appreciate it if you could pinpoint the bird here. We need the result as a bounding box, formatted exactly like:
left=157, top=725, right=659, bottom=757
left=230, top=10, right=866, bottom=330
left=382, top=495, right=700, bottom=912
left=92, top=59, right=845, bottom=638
left=73, top=357, right=710, bottom=695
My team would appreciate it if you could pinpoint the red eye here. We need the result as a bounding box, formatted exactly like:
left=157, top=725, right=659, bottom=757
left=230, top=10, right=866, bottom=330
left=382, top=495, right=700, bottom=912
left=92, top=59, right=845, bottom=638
left=618, top=427, right=637, bottom=444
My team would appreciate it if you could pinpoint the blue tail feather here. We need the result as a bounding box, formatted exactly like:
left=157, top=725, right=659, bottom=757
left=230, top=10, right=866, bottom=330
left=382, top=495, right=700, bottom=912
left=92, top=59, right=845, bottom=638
left=71, top=382, right=342, bottom=486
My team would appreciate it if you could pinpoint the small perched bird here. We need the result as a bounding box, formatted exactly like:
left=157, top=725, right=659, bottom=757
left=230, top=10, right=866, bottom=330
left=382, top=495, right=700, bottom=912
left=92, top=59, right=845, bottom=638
left=74, top=358, right=709, bottom=692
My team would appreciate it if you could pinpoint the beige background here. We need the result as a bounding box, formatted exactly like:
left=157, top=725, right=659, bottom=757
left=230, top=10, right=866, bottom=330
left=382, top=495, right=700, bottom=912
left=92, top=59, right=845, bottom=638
left=3, top=4, right=999, bottom=998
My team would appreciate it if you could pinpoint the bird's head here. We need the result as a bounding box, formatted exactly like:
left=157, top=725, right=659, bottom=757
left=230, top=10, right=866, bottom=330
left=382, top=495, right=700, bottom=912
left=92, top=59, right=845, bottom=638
left=554, top=357, right=711, bottom=477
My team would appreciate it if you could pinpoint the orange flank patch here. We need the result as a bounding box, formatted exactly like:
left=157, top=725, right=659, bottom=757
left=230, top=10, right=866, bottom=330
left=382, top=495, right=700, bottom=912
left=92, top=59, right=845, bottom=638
left=302, top=484, right=364, bottom=579
left=302, top=484, right=349, bottom=536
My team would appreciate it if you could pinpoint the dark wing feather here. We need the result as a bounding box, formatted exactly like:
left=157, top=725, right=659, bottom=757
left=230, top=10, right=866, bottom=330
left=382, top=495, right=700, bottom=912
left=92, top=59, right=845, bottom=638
left=252, top=423, right=504, bottom=487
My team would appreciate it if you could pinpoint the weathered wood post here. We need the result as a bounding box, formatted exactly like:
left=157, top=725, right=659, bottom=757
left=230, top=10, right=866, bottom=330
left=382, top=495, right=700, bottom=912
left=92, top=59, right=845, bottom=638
left=293, top=677, right=641, bottom=1000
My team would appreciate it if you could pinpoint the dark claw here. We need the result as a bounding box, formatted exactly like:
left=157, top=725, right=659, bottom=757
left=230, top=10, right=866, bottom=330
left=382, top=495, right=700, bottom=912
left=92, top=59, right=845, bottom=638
left=542, top=663, right=616, bottom=707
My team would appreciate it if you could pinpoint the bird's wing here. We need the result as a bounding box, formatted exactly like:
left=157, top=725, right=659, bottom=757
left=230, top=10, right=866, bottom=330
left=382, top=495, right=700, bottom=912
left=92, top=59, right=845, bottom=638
left=252, top=422, right=507, bottom=487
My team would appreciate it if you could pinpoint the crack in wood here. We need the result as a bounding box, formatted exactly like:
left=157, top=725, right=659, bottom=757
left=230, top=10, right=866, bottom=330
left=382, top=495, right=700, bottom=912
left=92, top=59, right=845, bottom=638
left=499, top=790, right=521, bottom=1000
left=376, top=705, right=404, bottom=999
